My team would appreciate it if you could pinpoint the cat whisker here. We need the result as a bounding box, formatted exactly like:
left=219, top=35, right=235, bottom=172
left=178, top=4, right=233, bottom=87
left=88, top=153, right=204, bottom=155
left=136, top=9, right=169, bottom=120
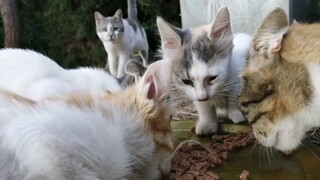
left=266, top=147, right=272, bottom=166
left=166, top=139, right=215, bottom=163
left=251, top=140, right=259, bottom=154
left=259, top=144, right=263, bottom=169
left=301, top=142, right=320, bottom=160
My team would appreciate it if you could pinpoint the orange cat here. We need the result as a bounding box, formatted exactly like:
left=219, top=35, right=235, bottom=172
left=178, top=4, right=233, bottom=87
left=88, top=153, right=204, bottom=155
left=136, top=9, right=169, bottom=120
left=281, top=23, right=320, bottom=63
left=0, top=59, right=174, bottom=179
left=239, top=8, right=320, bottom=154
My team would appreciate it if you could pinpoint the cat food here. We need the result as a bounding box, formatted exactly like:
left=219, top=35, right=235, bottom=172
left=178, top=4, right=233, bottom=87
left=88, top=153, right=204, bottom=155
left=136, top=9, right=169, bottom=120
left=170, top=132, right=255, bottom=180
left=239, top=170, right=250, bottom=180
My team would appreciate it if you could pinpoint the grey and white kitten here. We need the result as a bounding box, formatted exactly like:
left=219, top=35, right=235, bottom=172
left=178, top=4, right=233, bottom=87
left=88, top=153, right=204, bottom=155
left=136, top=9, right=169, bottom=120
left=95, top=0, right=149, bottom=79
left=157, top=7, right=252, bottom=135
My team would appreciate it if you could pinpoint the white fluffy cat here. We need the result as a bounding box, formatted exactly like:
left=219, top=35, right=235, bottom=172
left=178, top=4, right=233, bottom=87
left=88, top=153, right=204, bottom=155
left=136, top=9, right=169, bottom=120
left=157, top=7, right=252, bottom=135
left=0, top=48, right=122, bottom=101
left=95, top=0, right=149, bottom=79
left=0, top=59, right=174, bottom=179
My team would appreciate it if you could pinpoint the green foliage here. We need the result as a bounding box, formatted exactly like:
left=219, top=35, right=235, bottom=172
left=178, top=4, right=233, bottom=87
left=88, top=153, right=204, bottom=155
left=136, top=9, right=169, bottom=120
left=5, top=0, right=180, bottom=68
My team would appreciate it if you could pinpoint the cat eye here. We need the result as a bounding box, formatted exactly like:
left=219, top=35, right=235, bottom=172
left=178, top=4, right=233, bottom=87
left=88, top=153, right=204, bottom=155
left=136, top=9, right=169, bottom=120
left=181, top=79, right=194, bottom=86
left=208, top=76, right=218, bottom=81
left=101, top=27, right=107, bottom=31
left=114, top=27, right=119, bottom=31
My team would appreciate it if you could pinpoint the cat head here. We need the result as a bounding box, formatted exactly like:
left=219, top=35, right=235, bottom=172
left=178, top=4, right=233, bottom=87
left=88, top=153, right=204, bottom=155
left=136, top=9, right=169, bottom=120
left=239, top=8, right=313, bottom=153
left=94, top=9, right=124, bottom=42
left=157, top=6, right=233, bottom=101
left=125, top=59, right=147, bottom=82
left=101, top=59, right=174, bottom=179
left=116, top=59, right=147, bottom=88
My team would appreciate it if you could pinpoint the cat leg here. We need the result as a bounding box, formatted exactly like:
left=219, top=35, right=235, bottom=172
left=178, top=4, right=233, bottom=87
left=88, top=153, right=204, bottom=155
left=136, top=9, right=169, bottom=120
left=194, top=100, right=218, bottom=135
left=108, top=54, right=118, bottom=77
left=117, top=55, right=129, bottom=78
left=227, top=95, right=245, bottom=123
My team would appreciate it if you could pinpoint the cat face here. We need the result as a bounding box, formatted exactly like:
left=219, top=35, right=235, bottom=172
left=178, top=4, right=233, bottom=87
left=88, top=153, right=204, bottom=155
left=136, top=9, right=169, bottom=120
left=95, top=10, right=124, bottom=41
left=239, top=8, right=314, bottom=153
left=157, top=7, right=233, bottom=101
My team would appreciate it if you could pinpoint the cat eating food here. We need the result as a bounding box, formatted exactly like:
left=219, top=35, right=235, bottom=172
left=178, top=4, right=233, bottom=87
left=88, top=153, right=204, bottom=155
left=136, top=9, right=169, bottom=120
left=239, top=8, right=320, bottom=153
left=157, top=6, right=251, bottom=135
left=0, top=59, right=174, bottom=179
left=95, top=0, right=149, bottom=79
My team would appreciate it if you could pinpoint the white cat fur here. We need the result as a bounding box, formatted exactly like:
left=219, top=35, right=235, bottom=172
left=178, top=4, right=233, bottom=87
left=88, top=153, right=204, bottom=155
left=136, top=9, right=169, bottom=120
left=0, top=59, right=174, bottom=179
left=0, top=48, right=121, bottom=101
left=157, top=7, right=252, bottom=135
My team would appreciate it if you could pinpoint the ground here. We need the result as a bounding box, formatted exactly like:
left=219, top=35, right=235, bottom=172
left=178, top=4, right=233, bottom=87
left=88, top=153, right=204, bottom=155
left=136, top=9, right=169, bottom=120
left=171, top=85, right=197, bottom=121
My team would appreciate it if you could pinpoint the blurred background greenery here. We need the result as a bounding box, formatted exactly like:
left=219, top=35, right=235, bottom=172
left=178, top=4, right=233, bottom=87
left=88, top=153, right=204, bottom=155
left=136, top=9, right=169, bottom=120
left=0, top=0, right=181, bottom=68
left=1, top=0, right=320, bottom=69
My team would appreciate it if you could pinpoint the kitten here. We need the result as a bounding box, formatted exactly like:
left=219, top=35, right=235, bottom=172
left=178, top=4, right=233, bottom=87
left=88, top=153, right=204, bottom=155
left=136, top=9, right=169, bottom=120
left=95, top=0, right=149, bottom=79
left=157, top=6, right=251, bottom=135
left=0, top=59, right=174, bottom=179
left=0, top=48, right=122, bottom=101
left=239, top=8, right=320, bottom=153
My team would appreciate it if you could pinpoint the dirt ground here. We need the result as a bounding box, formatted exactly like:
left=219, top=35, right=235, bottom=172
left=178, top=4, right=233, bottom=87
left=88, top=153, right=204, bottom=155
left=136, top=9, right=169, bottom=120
left=171, top=85, right=198, bottom=121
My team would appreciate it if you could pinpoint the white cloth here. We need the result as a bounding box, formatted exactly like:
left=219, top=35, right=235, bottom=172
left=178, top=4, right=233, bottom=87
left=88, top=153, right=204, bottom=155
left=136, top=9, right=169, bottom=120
left=179, top=0, right=290, bottom=34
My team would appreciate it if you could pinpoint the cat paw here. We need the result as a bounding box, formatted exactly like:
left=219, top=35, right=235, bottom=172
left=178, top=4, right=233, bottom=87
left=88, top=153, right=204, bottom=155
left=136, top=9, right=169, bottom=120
left=195, top=120, right=218, bottom=135
left=228, top=109, right=245, bottom=124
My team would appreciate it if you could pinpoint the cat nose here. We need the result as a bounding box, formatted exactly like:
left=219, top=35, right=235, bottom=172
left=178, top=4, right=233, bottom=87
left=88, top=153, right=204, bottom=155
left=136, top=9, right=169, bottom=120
left=197, top=96, right=209, bottom=101
left=196, top=90, right=209, bottom=101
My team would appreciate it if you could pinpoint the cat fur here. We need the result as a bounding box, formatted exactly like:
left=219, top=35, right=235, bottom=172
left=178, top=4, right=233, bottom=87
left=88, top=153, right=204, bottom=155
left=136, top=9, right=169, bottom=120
left=95, top=0, right=149, bottom=79
left=0, top=48, right=121, bottom=101
left=0, top=59, right=174, bottom=179
left=239, top=8, right=320, bottom=153
left=157, top=7, right=251, bottom=135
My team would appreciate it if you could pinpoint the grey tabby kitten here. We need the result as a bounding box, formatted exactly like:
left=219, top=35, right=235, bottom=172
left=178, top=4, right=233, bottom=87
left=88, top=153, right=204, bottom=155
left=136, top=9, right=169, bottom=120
left=157, top=7, right=252, bottom=135
left=95, top=0, right=149, bottom=79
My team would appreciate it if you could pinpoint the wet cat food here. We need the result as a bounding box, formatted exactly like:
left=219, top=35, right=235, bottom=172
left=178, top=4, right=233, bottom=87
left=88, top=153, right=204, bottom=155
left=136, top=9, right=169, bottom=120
left=239, top=170, right=250, bottom=180
left=170, top=132, right=255, bottom=180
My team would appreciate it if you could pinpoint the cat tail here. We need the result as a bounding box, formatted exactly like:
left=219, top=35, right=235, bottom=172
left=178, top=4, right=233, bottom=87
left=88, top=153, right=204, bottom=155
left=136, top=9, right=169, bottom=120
left=138, top=51, right=149, bottom=67
left=127, top=0, right=138, bottom=20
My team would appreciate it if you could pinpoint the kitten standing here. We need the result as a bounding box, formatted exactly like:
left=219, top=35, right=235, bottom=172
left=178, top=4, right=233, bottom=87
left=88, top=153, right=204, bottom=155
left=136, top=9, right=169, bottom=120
left=0, top=59, right=174, bottom=179
left=95, top=0, right=149, bottom=79
left=157, top=7, right=251, bottom=135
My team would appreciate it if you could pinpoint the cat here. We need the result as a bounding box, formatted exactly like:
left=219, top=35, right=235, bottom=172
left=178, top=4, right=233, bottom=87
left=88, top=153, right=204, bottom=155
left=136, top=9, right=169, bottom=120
left=0, top=59, right=174, bottom=179
left=125, top=59, right=146, bottom=82
left=156, top=6, right=251, bottom=135
left=95, top=0, right=149, bottom=79
left=239, top=8, right=320, bottom=154
left=0, top=48, right=122, bottom=101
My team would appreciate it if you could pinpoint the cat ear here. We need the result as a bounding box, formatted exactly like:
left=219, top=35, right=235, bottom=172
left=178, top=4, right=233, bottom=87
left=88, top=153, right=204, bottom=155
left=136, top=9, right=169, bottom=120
left=209, top=6, right=232, bottom=40
left=125, top=59, right=146, bottom=82
left=139, top=59, right=172, bottom=101
left=292, top=19, right=298, bottom=25
left=156, top=17, right=182, bottom=50
left=94, top=11, right=104, bottom=25
left=114, top=9, right=123, bottom=19
left=253, top=8, right=288, bottom=56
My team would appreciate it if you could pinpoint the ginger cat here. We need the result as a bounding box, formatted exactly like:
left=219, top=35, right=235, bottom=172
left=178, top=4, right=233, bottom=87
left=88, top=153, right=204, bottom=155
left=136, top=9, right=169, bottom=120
left=239, top=8, right=320, bottom=154
left=0, top=59, right=174, bottom=179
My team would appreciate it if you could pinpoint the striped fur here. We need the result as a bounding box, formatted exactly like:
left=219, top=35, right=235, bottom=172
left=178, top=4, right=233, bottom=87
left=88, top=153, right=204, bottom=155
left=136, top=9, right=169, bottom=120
left=239, top=8, right=320, bottom=153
